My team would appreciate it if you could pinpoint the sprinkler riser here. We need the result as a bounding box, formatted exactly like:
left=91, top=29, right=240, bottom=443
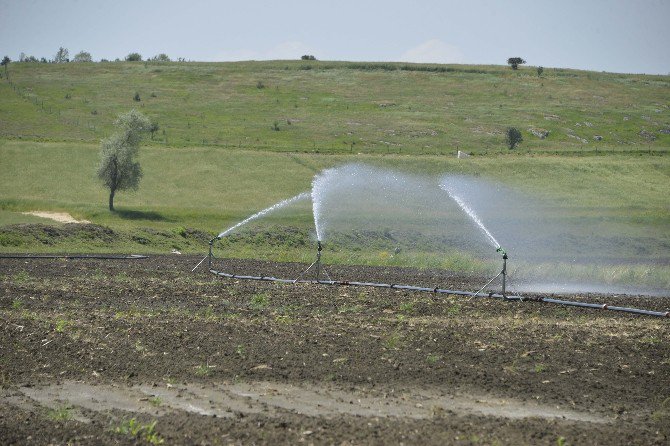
left=501, top=252, right=508, bottom=297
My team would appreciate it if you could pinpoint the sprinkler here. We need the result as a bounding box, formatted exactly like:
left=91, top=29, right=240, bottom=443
left=472, top=247, right=509, bottom=299
left=496, top=247, right=508, bottom=297
left=206, top=242, right=669, bottom=318
left=294, top=240, right=331, bottom=283
left=191, top=235, right=220, bottom=272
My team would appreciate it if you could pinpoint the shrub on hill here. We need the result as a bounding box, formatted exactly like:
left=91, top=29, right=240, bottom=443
left=506, top=127, right=523, bottom=149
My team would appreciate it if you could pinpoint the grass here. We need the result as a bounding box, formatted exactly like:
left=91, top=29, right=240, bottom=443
left=46, top=405, right=73, bottom=422
left=2, top=140, right=668, bottom=237
left=2, top=60, right=669, bottom=154
left=249, top=293, right=269, bottom=310
left=114, top=418, right=164, bottom=445
left=1, top=60, right=669, bottom=290
left=195, top=363, right=213, bottom=377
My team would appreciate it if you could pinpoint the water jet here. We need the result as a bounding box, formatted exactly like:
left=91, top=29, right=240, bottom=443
left=198, top=164, right=669, bottom=318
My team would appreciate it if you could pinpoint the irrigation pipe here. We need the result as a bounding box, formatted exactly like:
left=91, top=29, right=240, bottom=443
left=207, top=262, right=669, bottom=319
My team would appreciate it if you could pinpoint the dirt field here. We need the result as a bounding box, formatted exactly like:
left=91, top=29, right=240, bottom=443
left=1, top=255, right=669, bottom=445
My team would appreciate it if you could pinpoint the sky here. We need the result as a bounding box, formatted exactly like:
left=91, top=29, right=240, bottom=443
left=1, top=0, right=669, bottom=74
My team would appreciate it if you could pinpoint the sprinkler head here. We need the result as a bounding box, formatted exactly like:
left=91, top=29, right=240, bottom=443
left=317, top=240, right=322, bottom=252
left=496, top=246, right=507, bottom=258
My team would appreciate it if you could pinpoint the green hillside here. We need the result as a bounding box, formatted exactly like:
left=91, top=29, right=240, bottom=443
left=2, top=60, right=669, bottom=154
left=1, top=60, right=669, bottom=288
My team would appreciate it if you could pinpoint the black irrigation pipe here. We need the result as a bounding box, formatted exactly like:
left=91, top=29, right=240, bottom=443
left=0, top=254, right=148, bottom=260
left=209, top=267, right=670, bottom=319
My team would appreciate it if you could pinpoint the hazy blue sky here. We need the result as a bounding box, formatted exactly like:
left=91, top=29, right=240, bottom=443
left=1, top=0, right=669, bottom=74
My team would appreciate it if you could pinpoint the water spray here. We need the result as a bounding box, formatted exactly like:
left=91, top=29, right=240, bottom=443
left=191, top=192, right=309, bottom=273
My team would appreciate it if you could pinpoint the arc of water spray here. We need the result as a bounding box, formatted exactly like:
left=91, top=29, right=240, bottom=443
left=439, top=184, right=501, bottom=250
left=217, top=192, right=310, bottom=239
left=441, top=183, right=508, bottom=296
left=193, top=191, right=310, bottom=272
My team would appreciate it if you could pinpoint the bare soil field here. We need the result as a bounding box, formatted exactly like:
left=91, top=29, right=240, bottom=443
left=1, top=255, right=669, bottom=445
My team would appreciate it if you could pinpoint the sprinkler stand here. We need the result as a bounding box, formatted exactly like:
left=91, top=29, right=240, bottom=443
left=496, top=247, right=508, bottom=298
left=295, top=240, right=331, bottom=283
left=191, top=236, right=220, bottom=272
left=501, top=252, right=507, bottom=297
left=208, top=236, right=220, bottom=270
left=472, top=247, right=509, bottom=299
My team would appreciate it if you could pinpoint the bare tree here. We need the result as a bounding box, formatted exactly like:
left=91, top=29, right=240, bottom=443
left=54, top=47, right=69, bottom=63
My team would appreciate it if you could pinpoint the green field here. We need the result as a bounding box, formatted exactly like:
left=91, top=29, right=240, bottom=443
left=2, top=60, right=669, bottom=154
left=1, top=60, right=669, bottom=289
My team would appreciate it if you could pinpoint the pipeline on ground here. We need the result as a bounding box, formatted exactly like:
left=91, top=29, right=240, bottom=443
left=203, top=238, right=668, bottom=319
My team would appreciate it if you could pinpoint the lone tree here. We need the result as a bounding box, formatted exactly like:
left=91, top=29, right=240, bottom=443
left=506, top=127, right=523, bottom=149
left=97, top=110, right=151, bottom=211
left=54, top=47, right=69, bottom=63
left=125, top=52, right=142, bottom=62
left=73, top=51, right=92, bottom=62
left=1, top=56, right=10, bottom=78
left=507, top=57, right=526, bottom=70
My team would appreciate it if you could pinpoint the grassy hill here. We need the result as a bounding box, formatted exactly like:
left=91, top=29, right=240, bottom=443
left=1, top=60, right=669, bottom=289
left=2, top=60, right=669, bottom=154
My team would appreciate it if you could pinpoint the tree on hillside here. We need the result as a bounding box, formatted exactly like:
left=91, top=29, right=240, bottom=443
left=507, top=57, right=525, bottom=70
left=506, top=127, right=523, bottom=149
left=54, top=47, right=69, bottom=63
left=73, top=51, right=92, bottom=62
left=1, top=56, right=10, bottom=78
left=97, top=110, right=151, bottom=211
left=149, top=53, right=170, bottom=62
left=125, top=52, right=142, bottom=62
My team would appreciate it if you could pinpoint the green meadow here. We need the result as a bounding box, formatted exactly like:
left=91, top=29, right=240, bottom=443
left=2, top=60, right=669, bottom=154
left=0, top=61, right=669, bottom=288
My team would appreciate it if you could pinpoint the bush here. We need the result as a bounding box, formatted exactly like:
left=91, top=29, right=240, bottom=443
left=133, top=92, right=141, bottom=102
left=537, top=66, right=544, bottom=77
left=301, top=55, right=316, bottom=60
left=506, top=127, right=523, bottom=149
left=125, top=53, right=142, bottom=62
left=73, top=51, right=92, bottom=62
left=507, top=57, right=526, bottom=70
left=149, top=53, right=170, bottom=62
